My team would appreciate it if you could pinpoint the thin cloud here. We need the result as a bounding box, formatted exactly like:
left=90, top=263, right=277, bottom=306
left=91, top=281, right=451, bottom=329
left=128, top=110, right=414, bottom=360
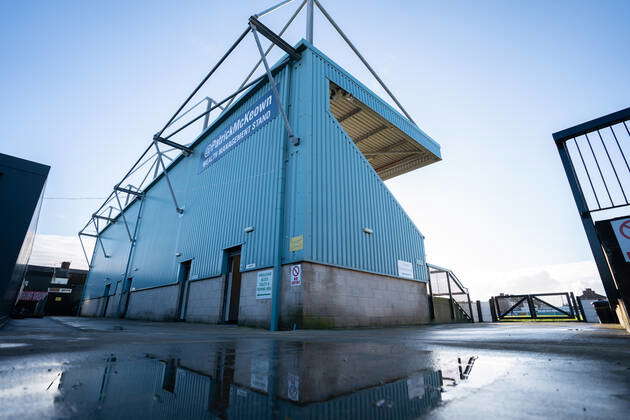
left=28, top=234, right=94, bottom=270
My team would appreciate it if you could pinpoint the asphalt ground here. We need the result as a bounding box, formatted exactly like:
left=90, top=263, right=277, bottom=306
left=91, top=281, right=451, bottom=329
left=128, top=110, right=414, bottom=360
left=1, top=317, right=628, bottom=419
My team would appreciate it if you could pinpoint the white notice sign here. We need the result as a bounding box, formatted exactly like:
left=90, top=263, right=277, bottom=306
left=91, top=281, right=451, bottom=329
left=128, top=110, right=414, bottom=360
left=397, top=260, right=414, bottom=279
left=287, top=373, right=300, bottom=401
left=250, top=360, right=269, bottom=391
left=611, top=217, right=630, bottom=263
left=256, top=270, right=273, bottom=299
left=289, top=264, right=302, bottom=286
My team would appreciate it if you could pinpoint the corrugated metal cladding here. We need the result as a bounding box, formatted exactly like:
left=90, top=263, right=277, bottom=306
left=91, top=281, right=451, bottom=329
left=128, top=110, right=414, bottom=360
left=84, top=40, right=440, bottom=298
left=284, top=43, right=438, bottom=281
left=84, top=200, right=139, bottom=299
left=84, top=69, right=289, bottom=298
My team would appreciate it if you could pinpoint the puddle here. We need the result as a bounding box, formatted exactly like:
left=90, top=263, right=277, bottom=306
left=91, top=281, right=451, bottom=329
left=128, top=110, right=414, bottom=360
left=0, top=343, right=29, bottom=349
left=0, top=341, right=497, bottom=419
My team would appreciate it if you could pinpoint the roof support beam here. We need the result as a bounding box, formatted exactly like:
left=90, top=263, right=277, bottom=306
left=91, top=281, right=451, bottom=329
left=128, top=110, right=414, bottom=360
left=91, top=218, right=109, bottom=258
left=156, top=26, right=251, bottom=138
left=249, top=16, right=301, bottom=61
left=79, top=233, right=99, bottom=239
left=315, top=0, right=417, bottom=125
left=78, top=234, right=92, bottom=268
left=254, top=0, right=297, bottom=18
left=363, top=151, right=418, bottom=156
left=224, top=0, right=306, bottom=113
left=92, top=214, right=115, bottom=223
left=375, top=154, right=429, bottom=174
left=153, top=141, right=184, bottom=214
left=250, top=22, right=299, bottom=143
left=153, top=136, right=192, bottom=156
left=338, top=107, right=362, bottom=122
left=114, top=190, right=134, bottom=242
left=355, top=125, right=388, bottom=144
left=114, top=186, right=142, bottom=197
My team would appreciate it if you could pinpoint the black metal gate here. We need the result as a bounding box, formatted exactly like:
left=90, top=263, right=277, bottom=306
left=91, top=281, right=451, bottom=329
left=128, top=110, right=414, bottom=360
left=490, top=292, right=586, bottom=322
left=553, top=107, right=630, bottom=320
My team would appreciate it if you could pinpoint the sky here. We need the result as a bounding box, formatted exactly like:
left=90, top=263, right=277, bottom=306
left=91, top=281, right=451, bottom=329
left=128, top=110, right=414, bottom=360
left=1, top=0, right=629, bottom=300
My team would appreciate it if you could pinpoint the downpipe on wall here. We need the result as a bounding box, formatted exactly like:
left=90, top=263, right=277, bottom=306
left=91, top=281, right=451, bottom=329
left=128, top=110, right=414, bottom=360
left=270, top=64, right=294, bottom=331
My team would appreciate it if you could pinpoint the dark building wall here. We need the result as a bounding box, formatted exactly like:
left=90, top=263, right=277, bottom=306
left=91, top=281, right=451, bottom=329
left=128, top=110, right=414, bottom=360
left=0, top=153, right=50, bottom=324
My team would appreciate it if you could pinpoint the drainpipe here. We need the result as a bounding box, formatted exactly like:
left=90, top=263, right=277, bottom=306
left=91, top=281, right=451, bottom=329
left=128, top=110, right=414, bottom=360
left=270, top=64, right=294, bottom=331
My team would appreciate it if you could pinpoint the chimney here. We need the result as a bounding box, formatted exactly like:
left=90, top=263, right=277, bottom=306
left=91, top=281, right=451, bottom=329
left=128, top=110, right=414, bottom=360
left=61, top=261, right=71, bottom=270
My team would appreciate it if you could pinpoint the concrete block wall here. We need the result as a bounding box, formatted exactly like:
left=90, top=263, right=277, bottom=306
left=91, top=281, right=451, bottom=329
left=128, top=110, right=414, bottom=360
left=238, top=270, right=272, bottom=328
left=81, top=262, right=431, bottom=329
left=280, top=264, right=304, bottom=329
left=301, top=262, right=430, bottom=328
left=184, top=276, right=224, bottom=323
left=80, top=297, right=103, bottom=317
left=125, top=284, right=179, bottom=321
left=105, top=291, right=122, bottom=318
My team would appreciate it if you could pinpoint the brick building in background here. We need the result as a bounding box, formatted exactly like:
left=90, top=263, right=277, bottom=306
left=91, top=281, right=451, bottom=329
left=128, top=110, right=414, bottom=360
left=13, top=262, right=87, bottom=317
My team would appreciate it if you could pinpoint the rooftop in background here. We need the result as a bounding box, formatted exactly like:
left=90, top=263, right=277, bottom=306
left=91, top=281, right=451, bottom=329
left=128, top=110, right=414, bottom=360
left=578, top=288, right=606, bottom=301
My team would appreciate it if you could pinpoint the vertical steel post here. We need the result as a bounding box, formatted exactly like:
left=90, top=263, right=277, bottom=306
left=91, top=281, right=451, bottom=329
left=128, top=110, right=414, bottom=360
left=426, top=266, right=435, bottom=321
left=466, top=292, right=474, bottom=323
left=446, top=272, right=455, bottom=320
left=306, top=0, right=314, bottom=43
left=489, top=297, right=498, bottom=322
left=476, top=300, right=483, bottom=322
left=526, top=295, right=538, bottom=319
left=568, top=292, right=577, bottom=319
left=251, top=39, right=295, bottom=331
left=554, top=138, right=619, bottom=308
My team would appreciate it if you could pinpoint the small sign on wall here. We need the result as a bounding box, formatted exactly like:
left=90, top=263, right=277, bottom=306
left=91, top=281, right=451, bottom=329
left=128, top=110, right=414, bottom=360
left=287, top=373, right=300, bottom=401
left=289, top=235, right=304, bottom=251
left=256, top=270, right=273, bottom=299
left=397, top=260, right=414, bottom=279
left=289, top=264, right=302, bottom=286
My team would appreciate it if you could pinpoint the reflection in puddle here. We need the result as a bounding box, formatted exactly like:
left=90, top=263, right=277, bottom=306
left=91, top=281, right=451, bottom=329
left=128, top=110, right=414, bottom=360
left=2, top=342, right=481, bottom=419
left=0, top=343, right=29, bottom=349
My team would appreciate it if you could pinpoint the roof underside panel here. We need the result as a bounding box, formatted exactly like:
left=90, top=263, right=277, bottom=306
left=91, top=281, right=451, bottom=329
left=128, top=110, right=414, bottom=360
left=329, top=83, right=440, bottom=180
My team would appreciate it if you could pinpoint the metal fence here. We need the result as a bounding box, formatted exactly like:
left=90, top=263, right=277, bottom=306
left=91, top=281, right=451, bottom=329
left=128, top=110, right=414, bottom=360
left=427, top=264, right=473, bottom=322
left=491, top=292, right=586, bottom=322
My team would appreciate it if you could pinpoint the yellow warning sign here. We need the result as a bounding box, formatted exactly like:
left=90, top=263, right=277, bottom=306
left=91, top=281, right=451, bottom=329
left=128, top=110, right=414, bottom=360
left=289, top=235, right=304, bottom=252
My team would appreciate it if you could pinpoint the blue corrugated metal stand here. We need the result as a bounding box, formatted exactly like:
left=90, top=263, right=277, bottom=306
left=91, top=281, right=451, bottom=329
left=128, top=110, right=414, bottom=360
left=81, top=39, right=442, bottom=329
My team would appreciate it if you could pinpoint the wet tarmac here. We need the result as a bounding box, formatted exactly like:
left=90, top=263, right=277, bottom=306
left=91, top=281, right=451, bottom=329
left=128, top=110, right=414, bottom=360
left=0, top=317, right=629, bottom=419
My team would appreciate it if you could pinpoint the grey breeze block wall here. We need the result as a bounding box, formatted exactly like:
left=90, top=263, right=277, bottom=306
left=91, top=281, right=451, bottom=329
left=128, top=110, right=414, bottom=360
left=238, top=263, right=430, bottom=329
left=80, top=297, right=103, bottom=317
left=184, top=276, right=224, bottom=324
left=300, top=263, right=430, bottom=328
left=81, top=263, right=430, bottom=329
left=124, top=284, right=179, bottom=321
